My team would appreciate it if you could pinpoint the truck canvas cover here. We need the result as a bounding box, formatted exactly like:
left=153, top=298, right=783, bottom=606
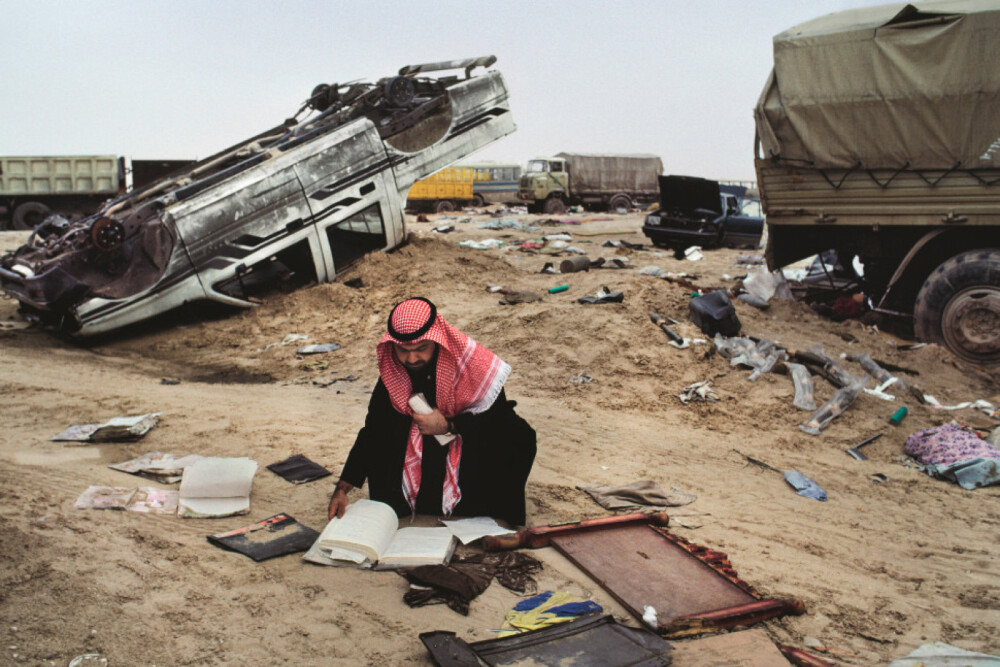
left=554, top=153, right=663, bottom=193
left=754, top=0, right=1000, bottom=170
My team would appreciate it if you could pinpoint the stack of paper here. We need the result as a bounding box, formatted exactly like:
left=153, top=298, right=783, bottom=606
left=51, top=413, right=162, bottom=443
left=110, top=452, right=203, bottom=484
left=178, top=457, right=258, bottom=518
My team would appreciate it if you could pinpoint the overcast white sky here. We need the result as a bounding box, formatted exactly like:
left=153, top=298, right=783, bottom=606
left=2, top=0, right=889, bottom=182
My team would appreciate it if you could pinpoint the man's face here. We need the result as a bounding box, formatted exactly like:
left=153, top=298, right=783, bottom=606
left=393, top=340, right=437, bottom=371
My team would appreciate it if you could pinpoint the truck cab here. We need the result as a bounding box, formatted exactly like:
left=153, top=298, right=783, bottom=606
left=519, top=157, right=569, bottom=213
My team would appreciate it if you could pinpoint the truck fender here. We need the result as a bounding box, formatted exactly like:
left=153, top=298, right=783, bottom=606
left=875, top=229, right=947, bottom=310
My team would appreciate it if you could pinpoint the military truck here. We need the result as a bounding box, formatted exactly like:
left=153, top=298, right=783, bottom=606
left=0, top=156, right=192, bottom=230
left=517, top=153, right=662, bottom=214
left=0, top=56, right=514, bottom=336
left=755, top=1, right=1000, bottom=365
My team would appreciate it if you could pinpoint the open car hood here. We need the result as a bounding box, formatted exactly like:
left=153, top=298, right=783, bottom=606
left=657, top=175, right=722, bottom=216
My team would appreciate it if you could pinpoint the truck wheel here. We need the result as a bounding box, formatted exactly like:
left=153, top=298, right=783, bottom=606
left=471, top=194, right=485, bottom=208
left=544, top=197, right=566, bottom=215
left=12, top=202, right=51, bottom=230
left=609, top=194, right=631, bottom=212
left=913, top=249, right=1000, bottom=365
left=435, top=200, right=455, bottom=213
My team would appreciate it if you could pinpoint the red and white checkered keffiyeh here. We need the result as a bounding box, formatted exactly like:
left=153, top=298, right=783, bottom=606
left=377, top=298, right=511, bottom=516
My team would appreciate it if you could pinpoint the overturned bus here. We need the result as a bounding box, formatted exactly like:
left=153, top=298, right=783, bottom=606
left=0, top=56, right=515, bottom=335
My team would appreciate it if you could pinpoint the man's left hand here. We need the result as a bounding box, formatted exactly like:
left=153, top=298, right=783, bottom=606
left=412, top=408, right=450, bottom=435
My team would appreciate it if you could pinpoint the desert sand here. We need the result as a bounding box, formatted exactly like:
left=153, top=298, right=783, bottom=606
left=1, top=211, right=998, bottom=666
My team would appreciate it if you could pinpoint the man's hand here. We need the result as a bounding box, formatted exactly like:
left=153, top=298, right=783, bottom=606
left=328, top=480, right=354, bottom=519
left=412, top=408, right=451, bottom=435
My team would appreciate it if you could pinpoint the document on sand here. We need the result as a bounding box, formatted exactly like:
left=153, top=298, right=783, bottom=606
left=178, top=457, right=258, bottom=518
left=309, top=499, right=457, bottom=569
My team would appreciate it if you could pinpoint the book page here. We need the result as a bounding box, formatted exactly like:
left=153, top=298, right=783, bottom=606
left=180, top=457, right=258, bottom=499
left=442, top=516, right=515, bottom=545
left=378, top=526, right=456, bottom=567
left=317, top=499, right=399, bottom=562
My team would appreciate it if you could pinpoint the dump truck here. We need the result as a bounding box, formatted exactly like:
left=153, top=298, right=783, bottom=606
left=754, top=1, right=1000, bottom=366
left=0, top=156, right=193, bottom=230
left=0, top=56, right=515, bottom=336
left=407, top=161, right=521, bottom=212
left=518, top=153, right=662, bottom=214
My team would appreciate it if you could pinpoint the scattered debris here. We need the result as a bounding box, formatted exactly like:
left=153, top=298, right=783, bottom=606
left=689, top=291, right=741, bottom=337
left=109, top=452, right=203, bottom=483
left=787, top=362, right=817, bottom=411
left=458, top=239, right=505, bottom=250
left=569, top=372, right=592, bottom=385
left=498, top=290, right=543, bottom=305
left=577, top=286, right=623, bottom=304
left=799, top=382, right=864, bottom=435
left=75, top=486, right=179, bottom=514
left=904, top=423, right=1000, bottom=489
left=548, top=284, right=569, bottom=294
left=846, top=433, right=883, bottom=460
left=296, top=343, right=341, bottom=355
left=266, top=454, right=332, bottom=484
left=784, top=470, right=828, bottom=501
left=679, top=381, right=720, bottom=404
left=207, top=513, right=319, bottom=561
left=50, top=412, right=161, bottom=443
left=559, top=256, right=591, bottom=273
left=577, top=480, right=696, bottom=511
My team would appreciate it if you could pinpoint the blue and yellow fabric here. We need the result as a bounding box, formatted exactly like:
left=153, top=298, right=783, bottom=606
left=498, top=590, right=603, bottom=637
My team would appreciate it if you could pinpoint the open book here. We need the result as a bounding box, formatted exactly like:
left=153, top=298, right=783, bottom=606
left=311, top=499, right=456, bottom=569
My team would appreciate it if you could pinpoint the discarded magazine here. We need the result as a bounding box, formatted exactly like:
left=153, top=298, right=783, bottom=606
left=75, top=486, right=179, bottom=514
left=51, top=413, right=161, bottom=443
left=109, top=451, right=203, bottom=484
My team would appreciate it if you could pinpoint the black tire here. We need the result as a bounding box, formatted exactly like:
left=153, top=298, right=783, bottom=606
left=383, top=76, right=416, bottom=107
left=471, top=194, right=485, bottom=208
left=913, top=248, right=1000, bottom=365
left=435, top=200, right=455, bottom=214
left=544, top=197, right=566, bottom=215
left=608, top=194, right=631, bottom=212
left=673, top=247, right=686, bottom=260
left=12, top=202, right=51, bottom=230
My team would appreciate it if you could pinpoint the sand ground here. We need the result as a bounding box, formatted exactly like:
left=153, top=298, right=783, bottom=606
left=1, top=212, right=998, bottom=666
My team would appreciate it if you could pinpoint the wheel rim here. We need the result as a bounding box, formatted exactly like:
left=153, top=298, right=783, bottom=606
left=941, top=286, right=1000, bottom=363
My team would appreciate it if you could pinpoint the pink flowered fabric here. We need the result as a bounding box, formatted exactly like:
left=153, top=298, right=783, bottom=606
left=904, top=424, right=1000, bottom=465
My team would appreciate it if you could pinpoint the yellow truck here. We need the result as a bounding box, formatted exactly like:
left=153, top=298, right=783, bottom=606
left=407, top=161, right=521, bottom=212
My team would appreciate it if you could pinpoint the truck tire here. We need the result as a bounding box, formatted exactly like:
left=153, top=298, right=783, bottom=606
left=471, top=194, right=485, bottom=208
left=913, top=248, right=1000, bottom=365
left=12, top=202, right=51, bottom=230
left=544, top=197, right=566, bottom=215
left=435, top=200, right=455, bottom=213
left=609, top=194, right=631, bottom=212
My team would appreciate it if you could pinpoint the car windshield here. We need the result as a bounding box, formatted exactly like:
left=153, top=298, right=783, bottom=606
left=741, top=199, right=763, bottom=217
left=525, top=160, right=549, bottom=173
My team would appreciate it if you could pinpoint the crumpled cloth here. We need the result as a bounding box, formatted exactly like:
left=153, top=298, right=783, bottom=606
left=577, top=479, right=696, bottom=511
left=498, top=590, right=603, bottom=637
left=679, top=380, right=720, bottom=404
left=401, top=551, right=542, bottom=615
left=904, top=423, right=1000, bottom=490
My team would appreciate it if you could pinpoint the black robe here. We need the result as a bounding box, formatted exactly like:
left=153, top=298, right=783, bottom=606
left=340, top=374, right=536, bottom=526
